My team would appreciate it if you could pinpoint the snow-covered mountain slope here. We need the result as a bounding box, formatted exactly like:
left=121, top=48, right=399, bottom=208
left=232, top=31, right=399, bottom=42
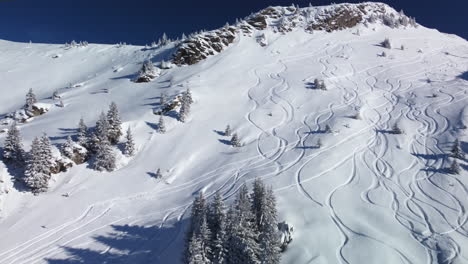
left=1, top=2, right=468, bottom=263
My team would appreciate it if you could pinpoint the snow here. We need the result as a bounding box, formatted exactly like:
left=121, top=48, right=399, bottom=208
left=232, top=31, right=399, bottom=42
left=0, top=3, right=468, bottom=263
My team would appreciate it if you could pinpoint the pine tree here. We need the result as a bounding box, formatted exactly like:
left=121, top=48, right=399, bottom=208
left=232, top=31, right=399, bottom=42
left=185, top=192, right=209, bottom=263
left=107, top=102, right=122, bottom=144
left=381, top=38, right=391, bottom=49
left=225, top=185, right=260, bottom=264
left=61, top=136, right=74, bottom=159
left=24, top=137, right=51, bottom=194
left=158, top=115, right=166, bottom=133
left=154, top=168, right=162, bottom=178
left=392, top=123, right=402, bottom=134
left=324, top=125, right=331, bottom=133
left=313, top=78, right=320, bottom=89
left=450, top=160, right=461, bottom=175
left=224, top=125, right=231, bottom=137
left=185, top=88, right=194, bottom=104
left=124, top=127, right=135, bottom=156
left=230, top=133, right=241, bottom=147
left=2, top=122, right=25, bottom=164
left=450, top=139, right=464, bottom=159
left=40, top=134, right=55, bottom=173
left=160, top=92, right=167, bottom=107
left=90, top=112, right=109, bottom=152
left=208, top=192, right=227, bottom=264
left=187, top=234, right=211, bottom=264
left=251, top=178, right=266, bottom=231
left=77, top=118, right=89, bottom=147
left=179, top=92, right=191, bottom=122
left=93, top=137, right=116, bottom=172
left=258, top=187, right=281, bottom=264
left=25, top=88, right=37, bottom=110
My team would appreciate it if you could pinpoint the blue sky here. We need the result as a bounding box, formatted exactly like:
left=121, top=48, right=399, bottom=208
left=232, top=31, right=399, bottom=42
left=0, top=0, right=466, bottom=44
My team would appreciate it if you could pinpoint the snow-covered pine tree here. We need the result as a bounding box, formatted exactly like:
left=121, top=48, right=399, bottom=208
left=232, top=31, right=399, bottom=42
left=185, top=88, right=194, bottom=104
left=24, top=137, right=51, bottom=194
left=208, top=192, right=227, bottom=264
left=230, top=133, right=241, bottom=147
left=187, top=233, right=210, bottom=264
left=184, top=192, right=209, bottom=263
left=316, top=138, right=322, bottom=148
left=225, top=185, right=260, bottom=264
left=93, top=137, right=116, bottom=172
left=136, top=61, right=159, bottom=82
left=77, top=118, right=89, bottom=148
left=179, top=92, right=191, bottom=122
left=124, top=127, right=135, bottom=156
left=381, top=38, right=391, bottom=49
left=258, top=187, right=281, bottom=264
left=450, top=160, right=460, bottom=175
left=392, top=123, right=402, bottom=134
left=40, top=134, right=55, bottom=174
left=251, top=178, right=266, bottom=231
left=224, top=125, right=231, bottom=137
left=25, top=88, right=37, bottom=110
left=450, top=139, right=464, bottom=159
left=90, top=112, right=110, bottom=152
left=160, top=92, right=167, bottom=107
left=2, top=122, right=25, bottom=164
left=324, top=124, right=331, bottom=133
left=158, top=115, right=166, bottom=133
left=61, top=136, right=74, bottom=159
left=107, top=102, right=122, bottom=144
left=313, top=78, right=320, bottom=89
left=154, top=168, right=162, bottom=178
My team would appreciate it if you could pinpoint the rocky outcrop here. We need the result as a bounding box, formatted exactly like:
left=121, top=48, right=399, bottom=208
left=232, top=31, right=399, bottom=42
left=172, top=27, right=237, bottom=66
left=171, top=2, right=418, bottom=66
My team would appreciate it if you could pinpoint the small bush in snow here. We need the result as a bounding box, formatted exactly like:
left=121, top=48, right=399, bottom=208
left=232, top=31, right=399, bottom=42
left=381, top=38, right=391, bottom=49
left=230, top=133, right=241, bottom=147
left=135, top=61, right=160, bottom=83
left=224, top=125, right=232, bottom=137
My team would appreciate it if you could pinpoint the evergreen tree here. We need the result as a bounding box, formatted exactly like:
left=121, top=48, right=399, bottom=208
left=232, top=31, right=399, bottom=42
left=158, top=115, right=166, bottom=133
left=324, top=124, right=331, bottom=134
left=2, top=122, right=25, bottom=164
left=40, top=134, right=55, bottom=173
left=187, top=234, right=211, bottom=264
left=185, top=88, right=194, bottom=104
left=313, top=78, right=320, bottom=89
left=450, top=160, right=460, bottom=175
left=107, top=102, right=122, bottom=144
left=224, top=125, right=231, bottom=137
left=225, top=185, right=260, bottom=264
left=77, top=118, right=89, bottom=147
left=61, top=136, right=74, bottom=159
left=160, top=92, right=167, bottom=107
left=123, top=127, right=135, bottom=156
left=381, top=38, right=391, bottom=49
left=258, top=187, right=281, bottom=264
left=24, top=137, right=51, bottom=194
left=450, top=139, right=464, bottom=159
left=207, top=192, right=227, bottom=264
left=392, top=123, right=402, bottom=134
left=90, top=112, right=109, bottom=152
left=185, top=192, right=209, bottom=263
left=251, top=178, right=266, bottom=231
left=154, top=168, right=162, bottom=178
left=25, top=88, right=37, bottom=110
left=93, top=137, right=115, bottom=172
left=230, top=133, right=241, bottom=147
left=179, top=92, right=191, bottom=122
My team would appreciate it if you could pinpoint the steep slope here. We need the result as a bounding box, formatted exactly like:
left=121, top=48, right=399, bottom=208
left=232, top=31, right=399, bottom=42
left=0, top=2, right=468, bottom=264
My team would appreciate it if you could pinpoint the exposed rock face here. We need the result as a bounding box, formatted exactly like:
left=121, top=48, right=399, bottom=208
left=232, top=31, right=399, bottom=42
left=171, top=2, right=417, bottom=66
left=172, top=27, right=237, bottom=66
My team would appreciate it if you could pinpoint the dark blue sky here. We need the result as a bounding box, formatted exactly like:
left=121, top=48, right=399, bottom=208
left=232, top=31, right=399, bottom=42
left=0, top=0, right=466, bottom=45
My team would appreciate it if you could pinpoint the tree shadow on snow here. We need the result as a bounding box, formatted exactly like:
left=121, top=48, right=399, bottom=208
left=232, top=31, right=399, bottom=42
left=421, top=167, right=452, bottom=174
left=213, top=130, right=225, bottom=136
left=145, top=121, right=159, bottom=131
left=411, top=153, right=448, bottom=161
left=110, top=73, right=138, bottom=81
left=218, top=139, right=231, bottom=146
left=296, top=146, right=319, bottom=150
left=457, top=71, right=468, bottom=81
left=46, top=220, right=188, bottom=264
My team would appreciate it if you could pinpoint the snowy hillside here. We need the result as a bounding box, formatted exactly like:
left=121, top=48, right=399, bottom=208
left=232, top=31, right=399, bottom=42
left=1, top=2, right=468, bottom=263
